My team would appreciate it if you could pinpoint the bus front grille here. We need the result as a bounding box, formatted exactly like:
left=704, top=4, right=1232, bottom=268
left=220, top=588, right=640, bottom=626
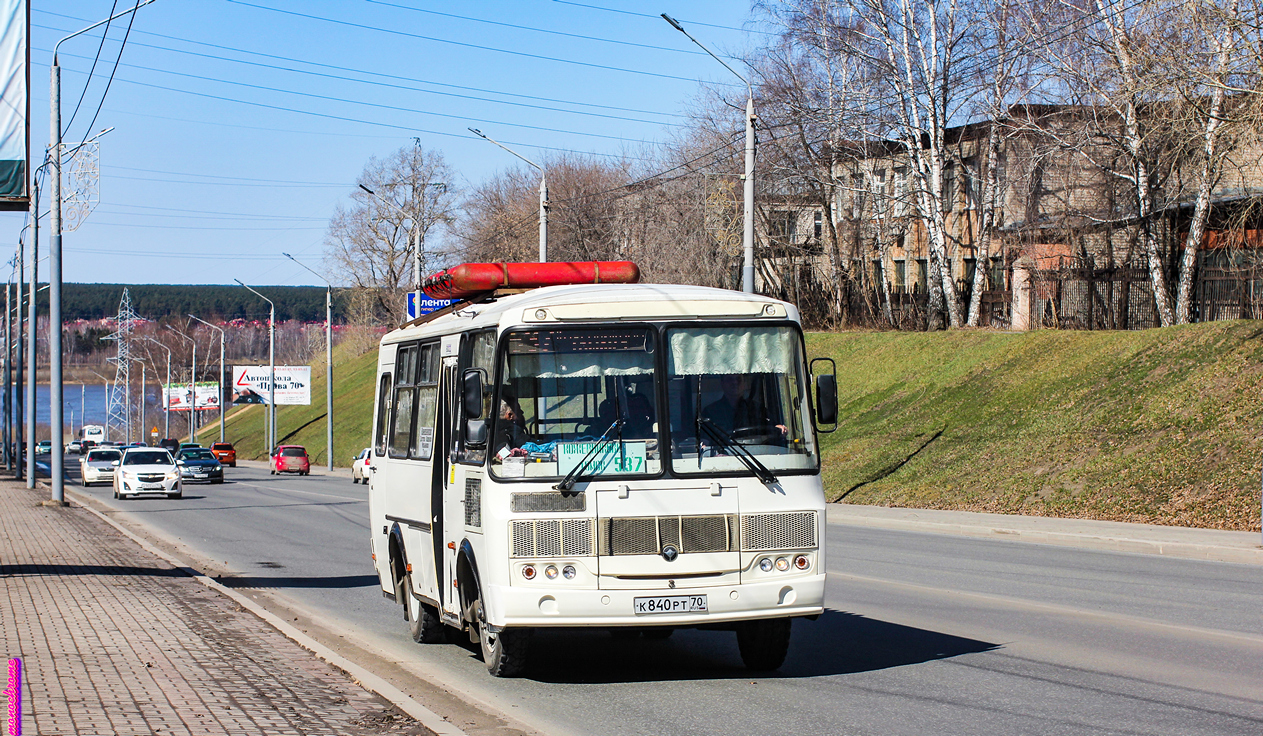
left=598, top=515, right=737, bottom=556
left=510, top=519, right=594, bottom=558
left=741, top=512, right=817, bottom=551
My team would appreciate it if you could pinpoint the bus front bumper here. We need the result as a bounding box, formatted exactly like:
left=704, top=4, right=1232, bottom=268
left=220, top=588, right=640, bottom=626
left=487, top=573, right=826, bottom=629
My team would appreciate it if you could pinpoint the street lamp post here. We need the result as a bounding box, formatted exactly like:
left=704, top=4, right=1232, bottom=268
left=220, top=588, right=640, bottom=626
left=235, top=280, right=275, bottom=452
left=48, top=0, right=159, bottom=502
left=187, top=315, right=225, bottom=444
left=467, top=128, right=548, bottom=263
left=13, top=245, right=22, bottom=481
left=140, top=336, right=171, bottom=439
left=25, top=211, right=36, bottom=488
left=282, top=253, right=333, bottom=471
left=662, top=13, right=756, bottom=293
left=166, top=325, right=196, bottom=445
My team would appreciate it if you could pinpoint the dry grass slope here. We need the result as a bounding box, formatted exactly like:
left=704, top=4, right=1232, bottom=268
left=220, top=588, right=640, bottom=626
left=807, top=321, right=1263, bottom=531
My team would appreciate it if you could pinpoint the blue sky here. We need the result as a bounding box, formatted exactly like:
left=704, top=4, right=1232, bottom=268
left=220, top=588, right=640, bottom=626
left=7, top=0, right=763, bottom=287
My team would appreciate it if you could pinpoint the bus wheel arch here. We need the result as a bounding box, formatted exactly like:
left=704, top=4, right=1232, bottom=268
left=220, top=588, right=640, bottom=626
left=387, top=523, right=408, bottom=605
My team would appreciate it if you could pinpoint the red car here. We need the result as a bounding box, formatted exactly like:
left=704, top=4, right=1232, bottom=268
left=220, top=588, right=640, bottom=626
left=271, top=445, right=310, bottom=475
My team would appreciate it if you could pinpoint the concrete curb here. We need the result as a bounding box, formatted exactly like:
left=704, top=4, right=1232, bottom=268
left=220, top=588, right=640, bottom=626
left=65, top=487, right=468, bottom=736
left=827, top=504, right=1263, bottom=565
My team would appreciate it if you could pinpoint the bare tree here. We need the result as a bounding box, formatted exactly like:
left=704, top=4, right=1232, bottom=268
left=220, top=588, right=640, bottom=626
left=325, top=142, right=458, bottom=320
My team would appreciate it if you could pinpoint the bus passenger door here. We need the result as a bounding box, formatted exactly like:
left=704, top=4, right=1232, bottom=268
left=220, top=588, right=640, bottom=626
left=439, top=356, right=462, bottom=618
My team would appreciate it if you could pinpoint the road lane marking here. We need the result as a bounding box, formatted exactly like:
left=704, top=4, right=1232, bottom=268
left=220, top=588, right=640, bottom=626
left=829, top=570, right=1263, bottom=647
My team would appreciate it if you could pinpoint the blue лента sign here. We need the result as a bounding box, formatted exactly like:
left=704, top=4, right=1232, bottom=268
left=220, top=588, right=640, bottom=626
left=407, top=292, right=455, bottom=320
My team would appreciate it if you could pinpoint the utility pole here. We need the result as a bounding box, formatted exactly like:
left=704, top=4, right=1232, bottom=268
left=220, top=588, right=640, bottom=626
left=188, top=314, right=225, bottom=444
left=14, top=241, right=23, bottom=481
left=167, top=325, right=196, bottom=445
left=468, top=128, right=548, bottom=262
left=26, top=180, right=37, bottom=489
left=662, top=13, right=757, bottom=293
left=235, top=280, right=275, bottom=451
left=49, top=1, right=160, bottom=503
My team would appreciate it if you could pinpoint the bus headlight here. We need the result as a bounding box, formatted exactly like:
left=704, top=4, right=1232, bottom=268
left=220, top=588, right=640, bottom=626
left=759, top=558, right=773, bottom=572
left=562, top=565, right=576, bottom=579
left=793, top=554, right=810, bottom=571
left=521, top=565, right=537, bottom=580
left=544, top=565, right=559, bottom=580
left=775, top=557, right=790, bottom=571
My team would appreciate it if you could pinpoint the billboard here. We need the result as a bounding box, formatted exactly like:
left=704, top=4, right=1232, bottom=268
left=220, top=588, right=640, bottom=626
left=407, top=291, right=454, bottom=320
left=0, top=0, right=26, bottom=207
left=163, top=382, right=220, bottom=412
left=232, top=366, right=311, bottom=406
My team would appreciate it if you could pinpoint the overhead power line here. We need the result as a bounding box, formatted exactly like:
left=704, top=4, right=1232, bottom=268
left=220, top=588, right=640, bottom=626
left=33, top=11, right=682, bottom=119
left=63, top=0, right=118, bottom=135
left=221, top=0, right=740, bottom=87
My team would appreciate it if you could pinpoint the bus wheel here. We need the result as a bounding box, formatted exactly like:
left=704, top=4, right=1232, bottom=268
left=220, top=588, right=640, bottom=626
left=736, top=618, right=792, bottom=671
left=473, top=599, right=529, bottom=677
left=405, top=573, right=444, bottom=644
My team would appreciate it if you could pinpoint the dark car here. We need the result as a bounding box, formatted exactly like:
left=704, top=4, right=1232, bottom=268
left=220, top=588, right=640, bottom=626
left=158, top=438, right=180, bottom=453
left=176, top=448, right=224, bottom=484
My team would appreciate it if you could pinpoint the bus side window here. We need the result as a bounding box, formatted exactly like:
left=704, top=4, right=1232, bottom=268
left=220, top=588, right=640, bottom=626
left=391, top=345, right=418, bottom=458
left=374, top=373, right=392, bottom=457
left=411, top=343, right=440, bottom=460
left=457, top=330, right=496, bottom=465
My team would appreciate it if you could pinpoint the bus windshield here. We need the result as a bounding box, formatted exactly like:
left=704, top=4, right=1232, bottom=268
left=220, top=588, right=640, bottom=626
left=665, top=325, right=817, bottom=476
left=491, top=327, right=662, bottom=480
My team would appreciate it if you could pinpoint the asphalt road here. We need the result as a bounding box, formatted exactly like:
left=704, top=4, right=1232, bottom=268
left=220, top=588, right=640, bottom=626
left=66, top=461, right=1263, bottom=736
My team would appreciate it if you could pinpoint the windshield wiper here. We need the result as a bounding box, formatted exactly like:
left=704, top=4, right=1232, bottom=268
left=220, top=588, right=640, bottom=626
left=554, top=418, right=624, bottom=491
left=697, top=418, right=779, bottom=486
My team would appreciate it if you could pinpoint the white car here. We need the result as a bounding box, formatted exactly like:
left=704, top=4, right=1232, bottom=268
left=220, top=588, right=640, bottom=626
left=112, top=448, right=182, bottom=500
left=352, top=448, right=373, bottom=484
left=81, top=448, right=122, bottom=486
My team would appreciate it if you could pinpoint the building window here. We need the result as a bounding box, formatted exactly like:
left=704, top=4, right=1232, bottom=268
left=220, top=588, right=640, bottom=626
left=814, top=210, right=822, bottom=240
left=892, top=167, right=909, bottom=217
left=872, top=259, right=885, bottom=289
left=916, top=259, right=928, bottom=294
left=942, top=165, right=956, bottom=213
left=768, top=210, right=796, bottom=246
left=894, top=260, right=907, bottom=292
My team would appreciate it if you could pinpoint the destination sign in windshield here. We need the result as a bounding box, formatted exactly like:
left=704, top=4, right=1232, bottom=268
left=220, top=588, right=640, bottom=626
left=508, top=328, right=651, bottom=354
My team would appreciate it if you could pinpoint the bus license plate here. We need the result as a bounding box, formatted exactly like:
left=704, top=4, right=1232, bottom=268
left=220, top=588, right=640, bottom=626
left=633, top=595, right=708, bottom=615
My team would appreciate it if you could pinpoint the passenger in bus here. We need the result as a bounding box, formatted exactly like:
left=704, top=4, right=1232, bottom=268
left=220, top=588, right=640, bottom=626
left=594, top=386, right=655, bottom=439
left=494, top=390, right=534, bottom=452
left=702, top=374, right=786, bottom=441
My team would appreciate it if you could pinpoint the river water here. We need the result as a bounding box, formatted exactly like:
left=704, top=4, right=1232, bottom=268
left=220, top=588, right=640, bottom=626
left=2, top=383, right=210, bottom=438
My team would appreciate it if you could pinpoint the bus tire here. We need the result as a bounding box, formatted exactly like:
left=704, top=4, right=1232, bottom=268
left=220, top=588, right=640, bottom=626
left=736, top=618, right=791, bottom=672
left=404, top=573, right=444, bottom=644
left=473, top=599, right=529, bottom=677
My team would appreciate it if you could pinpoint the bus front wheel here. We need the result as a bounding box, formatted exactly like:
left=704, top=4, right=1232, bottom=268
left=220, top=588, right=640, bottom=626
left=404, top=573, right=444, bottom=644
left=736, top=618, right=792, bottom=671
left=472, top=599, right=530, bottom=677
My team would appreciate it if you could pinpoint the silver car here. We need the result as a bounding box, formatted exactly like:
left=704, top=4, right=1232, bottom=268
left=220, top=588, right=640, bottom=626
left=112, top=448, right=181, bottom=500
left=80, top=448, right=122, bottom=487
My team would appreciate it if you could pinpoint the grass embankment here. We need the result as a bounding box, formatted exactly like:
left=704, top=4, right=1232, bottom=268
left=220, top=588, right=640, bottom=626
left=809, top=321, right=1263, bottom=531
left=197, top=346, right=379, bottom=468
left=195, top=321, right=1263, bottom=529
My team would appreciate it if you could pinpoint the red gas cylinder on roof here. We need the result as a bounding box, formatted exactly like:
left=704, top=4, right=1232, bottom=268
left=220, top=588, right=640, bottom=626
left=420, top=261, right=640, bottom=301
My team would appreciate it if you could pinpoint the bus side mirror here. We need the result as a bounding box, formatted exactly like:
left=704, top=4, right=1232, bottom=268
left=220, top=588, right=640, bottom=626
left=810, top=358, right=838, bottom=433
left=462, top=369, right=485, bottom=420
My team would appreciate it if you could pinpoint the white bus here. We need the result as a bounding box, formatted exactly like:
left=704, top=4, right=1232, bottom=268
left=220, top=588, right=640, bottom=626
left=368, top=274, right=838, bottom=676
left=79, top=424, right=106, bottom=444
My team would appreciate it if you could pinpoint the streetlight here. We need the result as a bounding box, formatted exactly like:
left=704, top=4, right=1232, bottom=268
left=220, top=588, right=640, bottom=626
left=48, top=0, right=159, bottom=503
left=357, top=183, right=446, bottom=291
left=166, top=325, right=197, bottom=445
left=283, top=253, right=333, bottom=471
left=467, top=128, right=548, bottom=263
left=187, top=315, right=225, bottom=445
left=662, top=13, right=757, bottom=294
left=140, top=336, right=171, bottom=440
left=235, top=279, right=275, bottom=453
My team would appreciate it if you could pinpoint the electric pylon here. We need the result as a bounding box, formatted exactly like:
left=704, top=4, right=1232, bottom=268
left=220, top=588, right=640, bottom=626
left=104, top=289, right=140, bottom=443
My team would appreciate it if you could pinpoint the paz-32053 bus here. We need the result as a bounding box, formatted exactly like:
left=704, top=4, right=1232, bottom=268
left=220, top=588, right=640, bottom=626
left=368, top=262, right=838, bottom=677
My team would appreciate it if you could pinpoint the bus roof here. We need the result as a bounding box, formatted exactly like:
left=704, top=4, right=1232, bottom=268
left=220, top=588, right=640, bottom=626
left=381, top=283, right=799, bottom=346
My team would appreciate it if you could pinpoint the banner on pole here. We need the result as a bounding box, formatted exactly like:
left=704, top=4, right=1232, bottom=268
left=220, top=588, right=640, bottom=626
left=0, top=0, right=26, bottom=208
left=163, top=382, right=219, bottom=412
left=231, top=366, right=311, bottom=406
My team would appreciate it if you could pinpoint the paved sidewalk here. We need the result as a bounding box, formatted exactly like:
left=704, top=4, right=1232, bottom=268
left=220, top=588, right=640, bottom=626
left=0, top=479, right=430, bottom=735
left=829, top=503, right=1263, bottom=565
